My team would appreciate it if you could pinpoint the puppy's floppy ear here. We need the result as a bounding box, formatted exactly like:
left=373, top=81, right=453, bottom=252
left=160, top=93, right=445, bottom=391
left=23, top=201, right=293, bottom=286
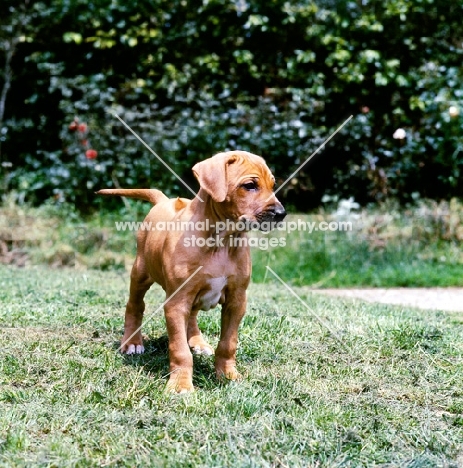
left=192, top=153, right=237, bottom=202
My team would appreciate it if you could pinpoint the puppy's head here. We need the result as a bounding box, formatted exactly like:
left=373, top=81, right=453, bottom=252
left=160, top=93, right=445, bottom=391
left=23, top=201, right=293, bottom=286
left=192, top=151, right=286, bottom=230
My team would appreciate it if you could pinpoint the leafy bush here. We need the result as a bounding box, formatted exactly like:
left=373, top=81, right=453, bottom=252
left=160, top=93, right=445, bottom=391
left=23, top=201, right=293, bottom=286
left=1, top=0, right=462, bottom=210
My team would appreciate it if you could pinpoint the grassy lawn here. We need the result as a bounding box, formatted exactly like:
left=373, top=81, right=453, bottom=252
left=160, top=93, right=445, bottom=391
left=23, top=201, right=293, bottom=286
left=1, top=265, right=463, bottom=467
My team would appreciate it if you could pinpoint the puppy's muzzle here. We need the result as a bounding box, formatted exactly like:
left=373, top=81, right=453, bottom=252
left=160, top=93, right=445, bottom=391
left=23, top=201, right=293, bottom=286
left=255, top=202, right=287, bottom=230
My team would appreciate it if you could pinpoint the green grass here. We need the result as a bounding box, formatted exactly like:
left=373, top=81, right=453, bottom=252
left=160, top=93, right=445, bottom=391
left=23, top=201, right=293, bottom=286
left=1, top=198, right=463, bottom=287
left=251, top=225, right=463, bottom=287
left=1, top=265, right=463, bottom=466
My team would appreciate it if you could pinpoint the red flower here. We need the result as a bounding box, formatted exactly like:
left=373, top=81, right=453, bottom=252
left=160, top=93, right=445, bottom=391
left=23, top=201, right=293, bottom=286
left=85, top=149, right=98, bottom=159
left=78, top=123, right=88, bottom=133
left=68, top=121, right=78, bottom=131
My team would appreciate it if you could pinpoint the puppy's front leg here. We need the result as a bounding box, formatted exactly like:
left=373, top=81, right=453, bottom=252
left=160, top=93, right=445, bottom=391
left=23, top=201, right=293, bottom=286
left=215, top=289, right=247, bottom=381
left=164, top=297, right=194, bottom=393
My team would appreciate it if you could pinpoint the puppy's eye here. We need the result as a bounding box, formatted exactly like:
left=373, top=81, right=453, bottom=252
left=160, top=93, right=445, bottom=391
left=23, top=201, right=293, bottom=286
left=241, top=181, right=258, bottom=191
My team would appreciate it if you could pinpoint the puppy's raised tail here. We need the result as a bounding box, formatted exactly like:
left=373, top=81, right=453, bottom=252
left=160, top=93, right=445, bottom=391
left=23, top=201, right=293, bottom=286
left=96, top=189, right=168, bottom=205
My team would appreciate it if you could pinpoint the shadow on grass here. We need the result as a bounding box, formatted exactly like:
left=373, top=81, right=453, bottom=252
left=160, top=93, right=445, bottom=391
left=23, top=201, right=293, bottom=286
left=113, top=335, right=217, bottom=390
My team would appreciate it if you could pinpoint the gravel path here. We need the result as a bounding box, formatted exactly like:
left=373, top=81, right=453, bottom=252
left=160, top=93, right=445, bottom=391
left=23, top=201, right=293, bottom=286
left=313, top=288, right=463, bottom=312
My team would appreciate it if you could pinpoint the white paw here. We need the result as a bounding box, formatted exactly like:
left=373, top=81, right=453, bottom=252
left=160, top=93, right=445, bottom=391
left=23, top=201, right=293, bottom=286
left=125, top=344, right=145, bottom=355
left=192, top=345, right=214, bottom=356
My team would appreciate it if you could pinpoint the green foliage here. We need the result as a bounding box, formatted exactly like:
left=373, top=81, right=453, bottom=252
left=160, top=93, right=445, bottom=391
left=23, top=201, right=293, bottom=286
left=1, top=0, right=462, bottom=210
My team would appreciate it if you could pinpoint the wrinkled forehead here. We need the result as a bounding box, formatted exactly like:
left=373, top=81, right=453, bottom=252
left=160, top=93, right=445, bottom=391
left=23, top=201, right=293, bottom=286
left=228, top=152, right=275, bottom=184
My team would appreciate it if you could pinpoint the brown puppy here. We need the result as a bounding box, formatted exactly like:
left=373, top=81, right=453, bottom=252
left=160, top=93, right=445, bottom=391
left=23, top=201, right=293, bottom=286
left=97, top=151, right=286, bottom=393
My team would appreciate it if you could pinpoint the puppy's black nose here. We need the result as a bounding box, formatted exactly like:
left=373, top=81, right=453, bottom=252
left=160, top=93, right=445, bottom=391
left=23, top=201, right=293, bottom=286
left=274, top=208, right=287, bottom=222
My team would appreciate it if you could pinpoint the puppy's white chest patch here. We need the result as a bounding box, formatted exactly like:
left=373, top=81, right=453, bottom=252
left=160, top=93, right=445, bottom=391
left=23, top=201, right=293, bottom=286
left=196, top=277, right=227, bottom=311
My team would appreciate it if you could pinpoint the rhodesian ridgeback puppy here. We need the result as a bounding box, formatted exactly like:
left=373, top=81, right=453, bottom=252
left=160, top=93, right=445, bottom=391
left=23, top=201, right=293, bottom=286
left=97, top=151, right=286, bottom=393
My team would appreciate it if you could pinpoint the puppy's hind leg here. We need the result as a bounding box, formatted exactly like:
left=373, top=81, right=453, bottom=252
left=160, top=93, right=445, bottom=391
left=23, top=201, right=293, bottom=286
left=188, top=309, right=214, bottom=356
left=121, top=257, right=153, bottom=355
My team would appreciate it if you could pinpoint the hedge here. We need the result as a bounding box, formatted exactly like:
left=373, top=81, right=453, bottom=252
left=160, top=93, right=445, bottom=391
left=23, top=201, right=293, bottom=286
left=1, top=0, right=462, bottom=211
